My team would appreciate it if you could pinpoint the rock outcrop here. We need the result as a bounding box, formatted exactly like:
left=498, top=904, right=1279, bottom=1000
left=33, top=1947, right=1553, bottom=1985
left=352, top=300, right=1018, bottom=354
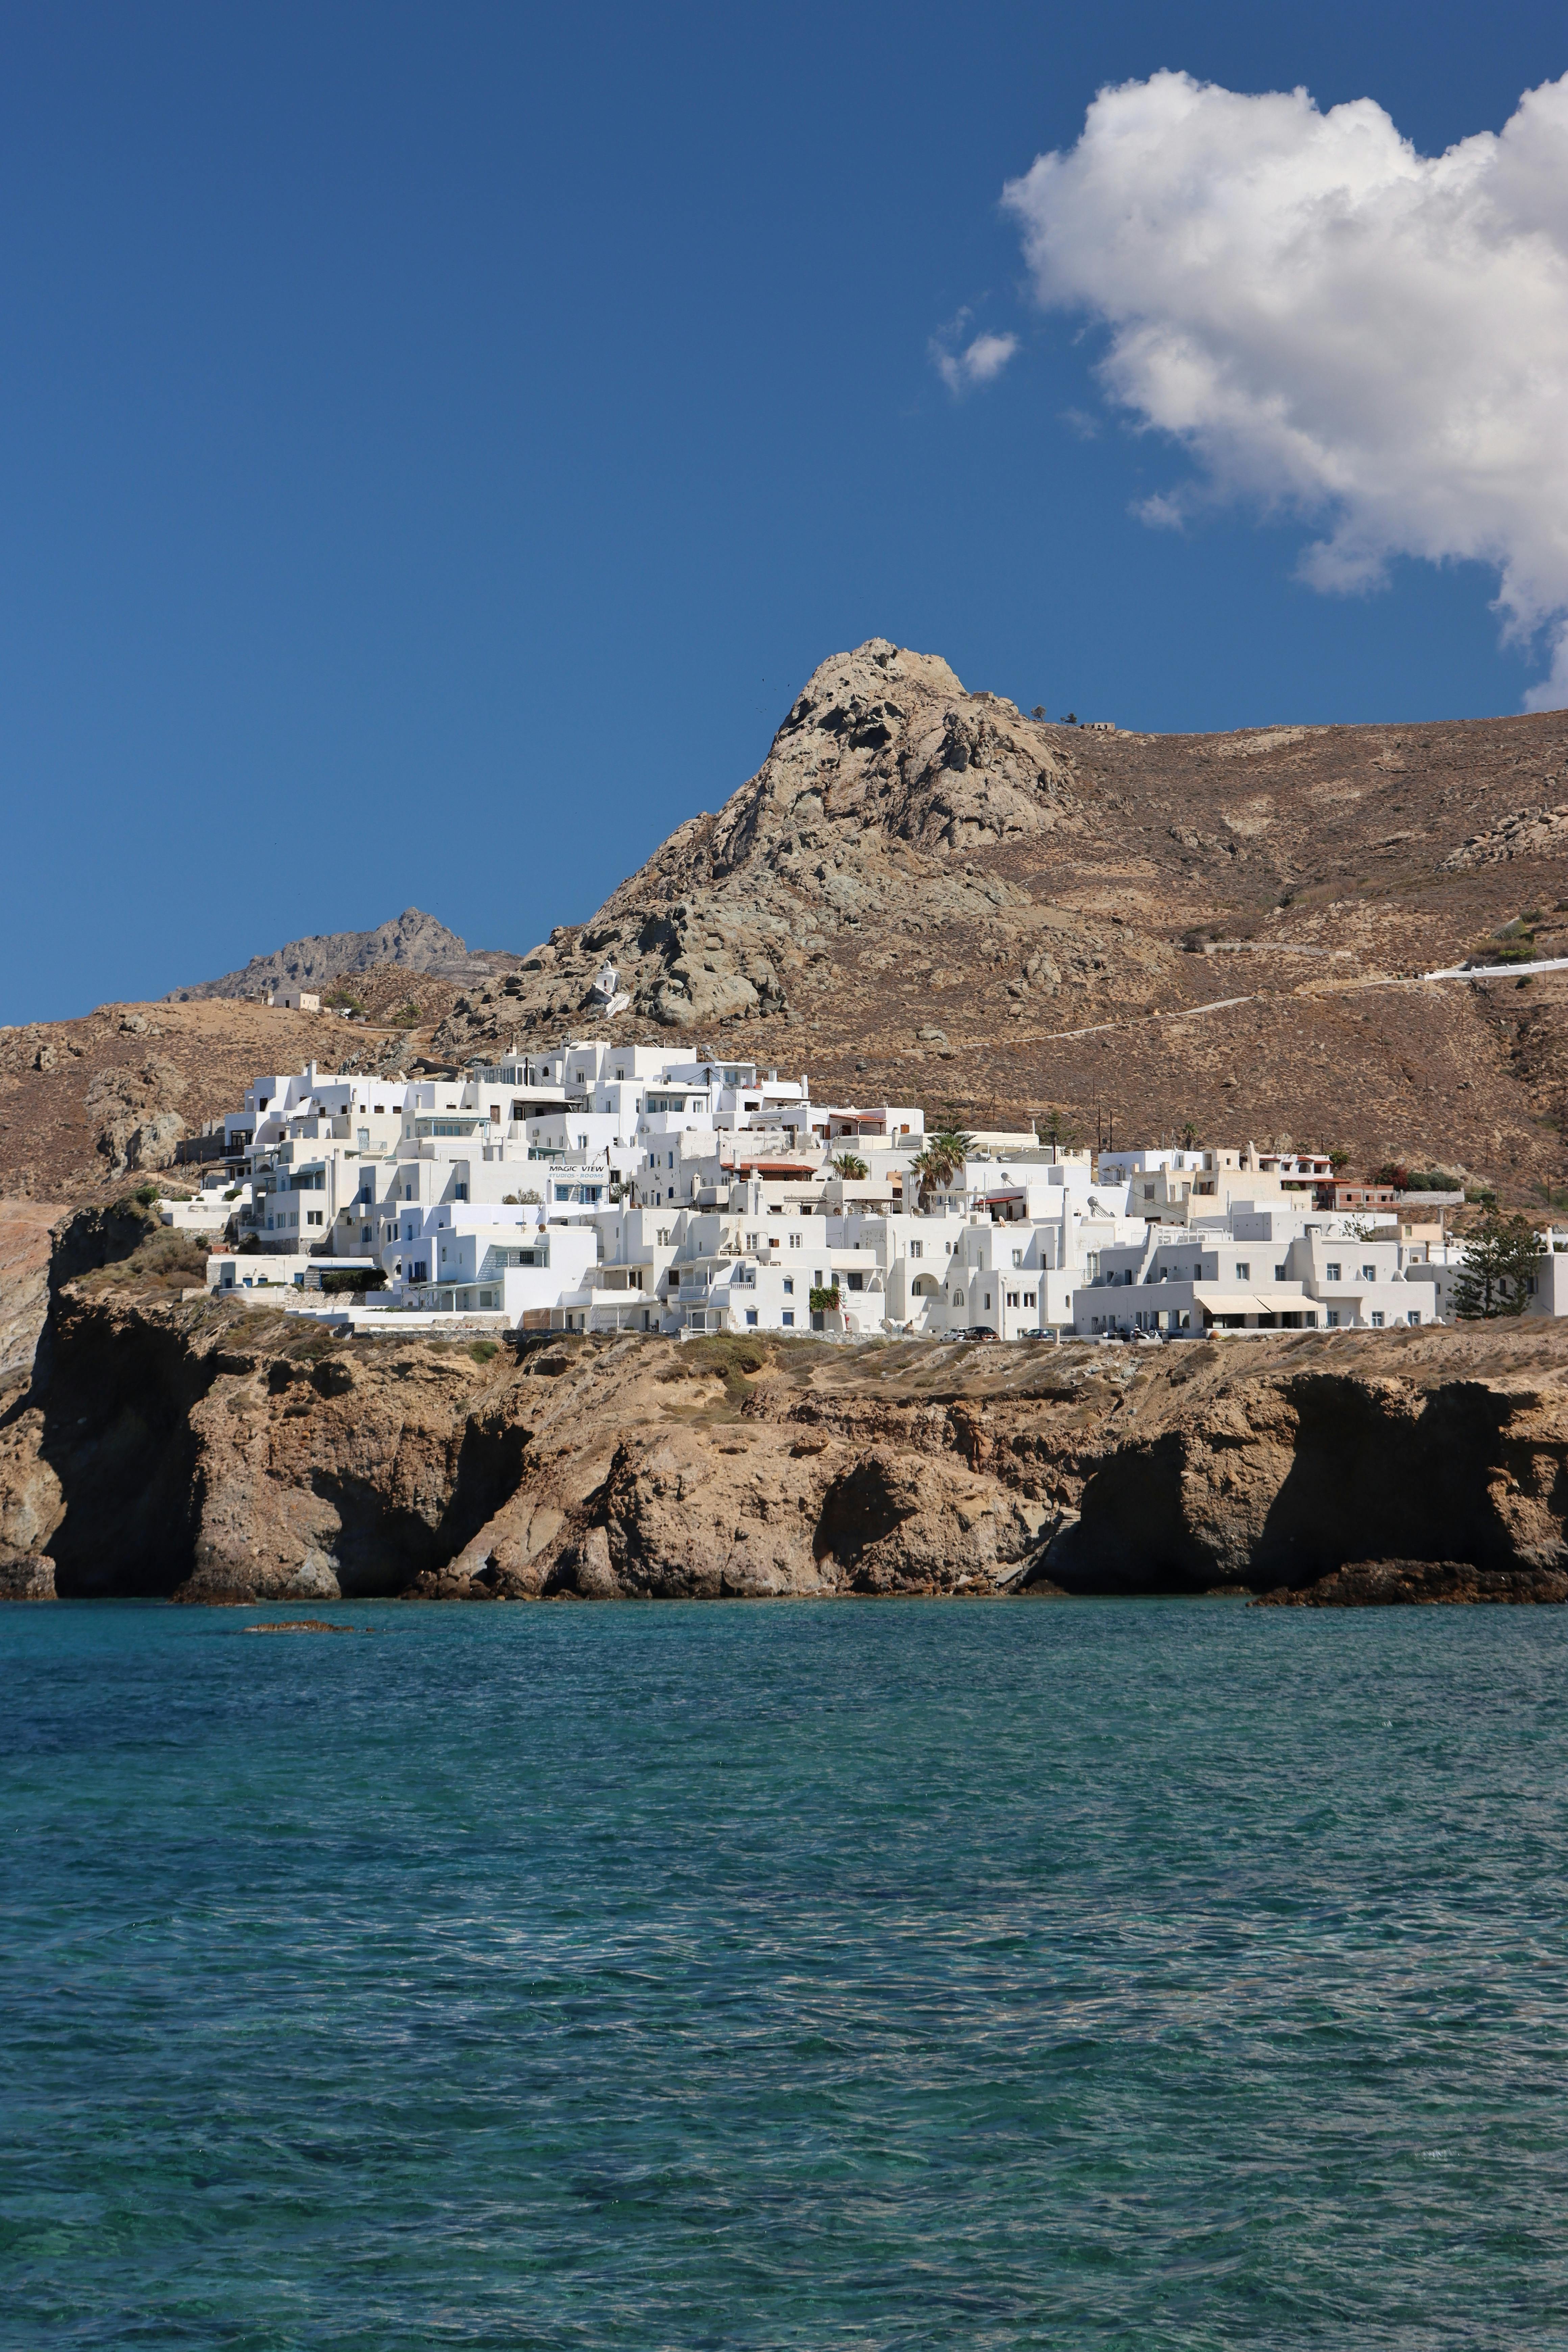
left=1254, top=1557, right=1568, bottom=1604
left=5, top=1216, right=1568, bottom=1606
left=433, top=640, right=1085, bottom=1044
left=171, top=907, right=499, bottom=1001
left=0, top=1202, right=66, bottom=1403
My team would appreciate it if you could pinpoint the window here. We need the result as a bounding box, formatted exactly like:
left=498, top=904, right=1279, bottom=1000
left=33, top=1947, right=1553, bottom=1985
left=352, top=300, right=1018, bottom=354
left=909, top=1240, right=921, bottom=1260
left=952, top=1288, right=964, bottom=1308
left=1361, top=1264, right=1376, bottom=1281
left=1025, top=1292, right=1036, bottom=1307
left=815, top=1270, right=824, bottom=1288
left=745, top=1309, right=758, bottom=1327
left=1143, top=1183, right=1154, bottom=1199
left=1234, top=1262, right=1250, bottom=1279
left=307, top=1210, right=323, bottom=1228
left=1407, top=1310, right=1421, bottom=1326
left=782, top=1310, right=794, bottom=1327
left=789, top=1232, right=802, bottom=1249
left=984, top=1291, right=991, bottom=1310
left=1012, top=1249, right=1023, bottom=1268
left=1008, top=1292, right=1019, bottom=1308
left=1275, top=1263, right=1287, bottom=1280
left=1326, top=1308, right=1341, bottom=1327
left=1326, top=1261, right=1341, bottom=1281
left=783, top=1277, right=793, bottom=1296
left=1371, top=1311, right=1385, bottom=1327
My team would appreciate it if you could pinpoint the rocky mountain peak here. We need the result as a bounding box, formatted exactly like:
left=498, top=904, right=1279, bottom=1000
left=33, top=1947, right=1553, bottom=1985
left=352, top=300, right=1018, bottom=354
left=172, top=907, right=498, bottom=1001
left=444, top=637, right=1080, bottom=1040
left=702, top=636, right=1073, bottom=878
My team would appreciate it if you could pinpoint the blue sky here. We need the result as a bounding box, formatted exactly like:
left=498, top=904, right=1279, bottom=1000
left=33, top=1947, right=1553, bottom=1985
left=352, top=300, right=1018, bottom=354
left=4, top=1, right=1567, bottom=1023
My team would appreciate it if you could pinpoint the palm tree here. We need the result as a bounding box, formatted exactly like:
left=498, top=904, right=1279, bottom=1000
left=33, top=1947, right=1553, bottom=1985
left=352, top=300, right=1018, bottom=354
left=832, top=1151, right=868, bottom=1180
left=911, top=1145, right=943, bottom=1207
left=913, top=1128, right=974, bottom=1206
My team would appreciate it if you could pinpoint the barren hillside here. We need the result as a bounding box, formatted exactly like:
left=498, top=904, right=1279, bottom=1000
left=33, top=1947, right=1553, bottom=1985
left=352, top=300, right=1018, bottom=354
left=9, top=636, right=1568, bottom=1204
left=433, top=638, right=1568, bottom=1197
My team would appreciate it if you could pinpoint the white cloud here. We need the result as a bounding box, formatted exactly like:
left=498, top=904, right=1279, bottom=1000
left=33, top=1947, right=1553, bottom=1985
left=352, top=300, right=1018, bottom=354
left=931, top=312, right=1019, bottom=395
left=1002, top=69, right=1568, bottom=707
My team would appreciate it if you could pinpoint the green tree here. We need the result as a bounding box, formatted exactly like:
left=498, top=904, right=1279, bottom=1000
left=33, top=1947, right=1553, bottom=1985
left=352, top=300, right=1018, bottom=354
left=832, top=1151, right=869, bottom=1180
left=912, top=1128, right=974, bottom=1207
left=1179, top=1120, right=1199, bottom=1148
left=1328, top=1148, right=1351, bottom=1173
left=1452, top=1213, right=1541, bottom=1320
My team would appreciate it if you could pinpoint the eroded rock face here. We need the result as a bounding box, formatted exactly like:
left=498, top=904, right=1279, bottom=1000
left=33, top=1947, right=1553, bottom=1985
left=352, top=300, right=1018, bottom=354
left=0, top=1203, right=67, bottom=1404
left=85, top=1057, right=187, bottom=1174
left=5, top=1264, right=1568, bottom=1607
left=0, top=1545, right=55, bottom=1599
left=1045, top=1361, right=1568, bottom=1592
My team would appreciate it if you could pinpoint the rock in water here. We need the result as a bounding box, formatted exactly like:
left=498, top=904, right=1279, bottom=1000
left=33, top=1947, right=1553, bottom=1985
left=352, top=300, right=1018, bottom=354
left=1253, top=1558, right=1568, bottom=1605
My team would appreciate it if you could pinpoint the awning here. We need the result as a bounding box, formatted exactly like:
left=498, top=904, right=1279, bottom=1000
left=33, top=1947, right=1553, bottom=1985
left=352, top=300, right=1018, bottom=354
left=1192, top=1285, right=1317, bottom=1319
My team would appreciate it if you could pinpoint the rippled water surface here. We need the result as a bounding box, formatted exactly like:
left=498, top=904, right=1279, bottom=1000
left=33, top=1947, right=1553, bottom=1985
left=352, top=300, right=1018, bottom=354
left=4, top=1598, right=1568, bottom=2348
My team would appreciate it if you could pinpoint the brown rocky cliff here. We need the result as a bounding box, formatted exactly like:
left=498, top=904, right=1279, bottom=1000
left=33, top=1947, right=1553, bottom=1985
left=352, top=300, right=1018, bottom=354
left=4, top=1243, right=1568, bottom=1602
left=0, top=1201, right=68, bottom=1403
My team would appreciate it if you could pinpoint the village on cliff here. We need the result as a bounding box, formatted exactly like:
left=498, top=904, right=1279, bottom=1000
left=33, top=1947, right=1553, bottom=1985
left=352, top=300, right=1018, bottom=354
left=146, top=962, right=1568, bottom=1343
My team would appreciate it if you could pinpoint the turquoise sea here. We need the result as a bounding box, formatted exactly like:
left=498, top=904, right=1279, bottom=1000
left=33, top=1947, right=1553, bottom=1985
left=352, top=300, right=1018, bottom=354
left=3, top=1598, right=1567, bottom=2349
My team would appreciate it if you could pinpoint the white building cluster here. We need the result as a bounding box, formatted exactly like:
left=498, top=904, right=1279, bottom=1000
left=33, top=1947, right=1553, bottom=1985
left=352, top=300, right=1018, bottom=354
left=169, top=1042, right=1562, bottom=1340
